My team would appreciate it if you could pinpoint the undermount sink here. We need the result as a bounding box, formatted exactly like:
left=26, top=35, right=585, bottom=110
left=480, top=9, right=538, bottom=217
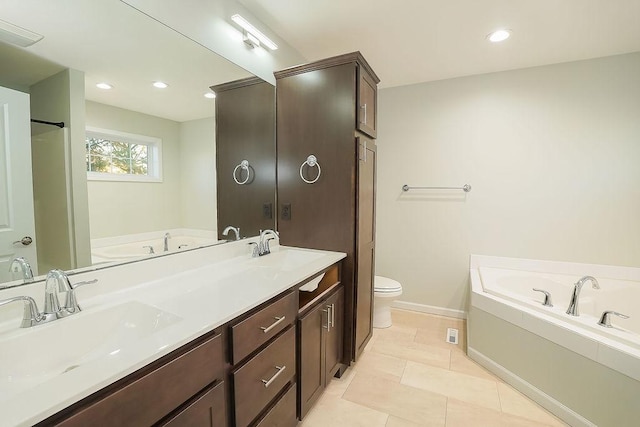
left=0, top=301, right=182, bottom=398
left=251, top=248, right=325, bottom=272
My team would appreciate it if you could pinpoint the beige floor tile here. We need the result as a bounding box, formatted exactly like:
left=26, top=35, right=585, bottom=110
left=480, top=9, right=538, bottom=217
left=386, top=415, right=433, bottom=427
left=497, top=383, right=567, bottom=427
left=401, top=360, right=501, bottom=411
left=373, top=324, right=418, bottom=343
left=413, top=325, right=466, bottom=353
left=299, top=392, right=389, bottom=427
left=353, top=350, right=407, bottom=381
left=371, top=338, right=451, bottom=369
left=363, top=334, right=377, bottom=353
left=449, top=350, right=502, bottom=382
left=323, top=366, right=357, bottom=398
left=343, top=372, right=447, bottom=426
left=446, top=399, right=558, bottom=427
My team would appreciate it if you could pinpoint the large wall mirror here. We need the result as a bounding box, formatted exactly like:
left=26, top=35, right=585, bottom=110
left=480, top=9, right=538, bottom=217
left=0, top=0, right=276, bottom=287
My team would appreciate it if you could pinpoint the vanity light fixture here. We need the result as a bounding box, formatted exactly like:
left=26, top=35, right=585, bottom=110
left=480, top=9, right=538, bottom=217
left=0, top=18, right=43, bottom=47
left=96, top=82, right=113, bottom=90
left=487, top=29, right=511, bottom=43
left=153, top=81, right=169, bottom=89
left=204, top=92, right=216, bottom=99
left=230, top=14, right=278, bottom=50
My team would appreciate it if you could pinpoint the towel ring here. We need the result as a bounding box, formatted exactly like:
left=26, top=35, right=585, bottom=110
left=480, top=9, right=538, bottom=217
left=233, top=159, right=251, bottom=185
left=299, top=155, right=321, bottom=184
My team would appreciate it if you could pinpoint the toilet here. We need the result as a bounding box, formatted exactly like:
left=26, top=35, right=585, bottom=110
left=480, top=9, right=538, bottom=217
left=373, top=275, right=403, bottom=328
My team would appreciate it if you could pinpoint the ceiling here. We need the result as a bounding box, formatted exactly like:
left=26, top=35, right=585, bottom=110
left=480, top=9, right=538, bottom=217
left=2, top=1, right=640, bottom=122
left=238, top=0, right=640, bottom=88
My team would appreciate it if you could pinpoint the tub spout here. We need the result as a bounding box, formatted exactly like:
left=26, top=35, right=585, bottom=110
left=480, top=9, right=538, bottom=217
left=566, top=276, right=600, bottom=316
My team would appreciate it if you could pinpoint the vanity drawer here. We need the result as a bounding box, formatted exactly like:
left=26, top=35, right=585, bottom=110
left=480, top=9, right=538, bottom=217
left=255, top=382, right=298, bottom=427
left=54, top=332, right=224, bottom=427
left=233, top=326, right=296, bottom=427
left=231, top=291, right=297, bottom=364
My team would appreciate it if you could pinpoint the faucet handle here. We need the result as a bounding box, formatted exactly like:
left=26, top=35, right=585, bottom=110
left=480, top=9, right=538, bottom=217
left=0, top=296, right=44, bottom=328
left=598, top=311, right=630, bottom=328
left=248, top=242, right=259, bottom=258
left=532, top=288, right=553, bottom=307
left=63, top=279, right=99, bottom=314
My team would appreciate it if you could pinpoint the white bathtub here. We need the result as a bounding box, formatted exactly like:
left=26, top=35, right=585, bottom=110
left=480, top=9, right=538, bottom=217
left=469, top=255, right=640, bottom=427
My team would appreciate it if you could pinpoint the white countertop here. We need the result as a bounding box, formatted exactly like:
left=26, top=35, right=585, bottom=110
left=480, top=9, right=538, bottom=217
left=0, top=241, right=345, bottom=427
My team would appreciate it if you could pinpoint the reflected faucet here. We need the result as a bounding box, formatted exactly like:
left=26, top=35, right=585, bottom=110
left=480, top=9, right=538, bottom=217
left=8, top=257, right=34, bottom=283
left=222, top=226, right=241, bottom=241
left=566, top=276, right=600, bottom=316
left=163, top=232, right=171, bottom=252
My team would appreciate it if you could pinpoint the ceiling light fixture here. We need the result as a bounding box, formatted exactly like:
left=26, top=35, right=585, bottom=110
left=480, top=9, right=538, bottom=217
left=487, top=29, right=511, bottom=43
left=0, top=18, right=44, bottom=47
left=230, top=14, right=278, bottom=50
left=96, top=82, right=113, bottom=90
left=153, top=81, right=168, bottom=89
left=204, top=92, right=216, bottom=99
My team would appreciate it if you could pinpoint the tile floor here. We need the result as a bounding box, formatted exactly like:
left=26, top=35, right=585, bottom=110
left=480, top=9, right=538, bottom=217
left=299, top=308, right=568, bottom=427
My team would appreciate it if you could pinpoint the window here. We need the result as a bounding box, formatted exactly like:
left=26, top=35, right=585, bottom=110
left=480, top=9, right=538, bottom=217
left=85, top=127, right=162, bottom=182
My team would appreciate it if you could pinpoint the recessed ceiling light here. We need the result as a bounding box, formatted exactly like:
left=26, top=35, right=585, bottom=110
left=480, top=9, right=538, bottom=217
left=487, top=29, right=511, bottom=43
left=96, top=82, right=113, bottom=90
left=204, top=92, right=216, bottom=99
left=153, top=81, right=168, bottom=89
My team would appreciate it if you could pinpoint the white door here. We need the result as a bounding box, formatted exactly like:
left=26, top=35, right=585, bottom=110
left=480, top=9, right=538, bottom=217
left=0, top=86, right=38, bottom=282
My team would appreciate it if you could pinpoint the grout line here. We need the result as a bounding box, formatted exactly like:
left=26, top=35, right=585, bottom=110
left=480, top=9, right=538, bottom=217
left=496, top=380, right=504, bottom=413
left=444, top=397, right=449, bottom=427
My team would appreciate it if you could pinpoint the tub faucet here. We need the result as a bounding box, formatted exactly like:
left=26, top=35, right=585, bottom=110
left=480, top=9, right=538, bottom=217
left=222, top=226, right=241, bottom=241
left=163, top=232, right=171, bottom=252
left=8, top=257, right=34, bottom=283
left=566, top=276, right=600, bottom=316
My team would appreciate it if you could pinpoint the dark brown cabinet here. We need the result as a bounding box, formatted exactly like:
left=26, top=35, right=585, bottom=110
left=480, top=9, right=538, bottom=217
left=298, top=286, right=344, bottom=419
left=161, top=381, right=226, bottom=427
left=275, top=52, right=379, bottom=363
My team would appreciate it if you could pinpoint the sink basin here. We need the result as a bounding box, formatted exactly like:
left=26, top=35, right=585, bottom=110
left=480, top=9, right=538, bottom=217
left=0, top=301, right=182, bottom=398
left=250, top=249, right=325, bottom=272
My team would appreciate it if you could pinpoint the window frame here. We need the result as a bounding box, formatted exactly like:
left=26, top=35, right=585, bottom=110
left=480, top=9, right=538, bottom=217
left=85, top=127, right=163, bottom=183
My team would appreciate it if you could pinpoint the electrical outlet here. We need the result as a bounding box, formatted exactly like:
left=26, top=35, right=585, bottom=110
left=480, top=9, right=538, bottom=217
left=263, top=203, right=273, bottom=219
left=281, top=203, right=291, bottom=220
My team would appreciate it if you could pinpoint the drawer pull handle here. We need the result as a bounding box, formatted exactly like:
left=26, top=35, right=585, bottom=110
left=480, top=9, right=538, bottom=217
left=260, top=316, right=286, bottom=333
left=261, top=365, right=286, bottom=388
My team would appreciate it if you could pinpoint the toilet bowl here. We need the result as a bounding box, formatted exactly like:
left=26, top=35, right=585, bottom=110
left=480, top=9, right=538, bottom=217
left=373, top=276, right=403, bottom=328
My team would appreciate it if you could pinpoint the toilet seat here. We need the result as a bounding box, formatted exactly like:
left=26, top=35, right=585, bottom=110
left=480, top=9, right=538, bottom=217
left=374, top=276, right=402, bottom=294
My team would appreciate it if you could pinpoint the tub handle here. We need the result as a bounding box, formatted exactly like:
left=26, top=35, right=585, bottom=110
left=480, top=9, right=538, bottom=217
left=598, top=311, right=630, bottom=328
left=532, top=288, right=553, bottom=307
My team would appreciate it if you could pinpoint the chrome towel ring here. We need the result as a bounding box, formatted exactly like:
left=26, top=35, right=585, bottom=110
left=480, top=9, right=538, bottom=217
left=233, top=159, right=251, bottom=185
left=299, top=155, right=321, bottom=184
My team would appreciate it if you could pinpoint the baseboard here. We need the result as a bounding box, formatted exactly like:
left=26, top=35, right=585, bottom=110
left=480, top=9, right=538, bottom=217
left=391, top=301, right=467, bottom=319
left=468, top=347, right=596, bottom=427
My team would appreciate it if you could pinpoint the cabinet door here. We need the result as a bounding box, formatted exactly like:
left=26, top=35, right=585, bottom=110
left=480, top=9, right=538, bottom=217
left=298, top=303, right=326, bottom=419
left=161, top=381, right=226, bottom=427
left=357, top=68, right=377, bottom=138
left=354, top=137, right=376, bottom=360
left=324, top=287, right=344, bottom=379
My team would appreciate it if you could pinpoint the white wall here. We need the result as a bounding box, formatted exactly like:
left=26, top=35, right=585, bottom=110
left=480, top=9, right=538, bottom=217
left=85, top=101, right=182, bottom=239
left=375, top=52, right=640, bottom=313
left=179, top=117, right=217, bottom=234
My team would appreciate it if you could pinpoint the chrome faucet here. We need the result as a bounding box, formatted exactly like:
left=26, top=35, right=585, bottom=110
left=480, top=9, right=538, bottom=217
left=222, top=226, right=241, bottom=241
left=8, top=257, right=34, bottom=283
left=566, top=276, right=600, bottom=316
left=43, top=269, right=98, bottom=320
left=143, top=245, right=155, bottom=254
left=258, top=229, right=279, bottom=256
left=163, top=232, right=171, bottom=252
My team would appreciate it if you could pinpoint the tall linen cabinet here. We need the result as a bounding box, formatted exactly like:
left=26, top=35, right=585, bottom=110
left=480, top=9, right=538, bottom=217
left=275, top=52, right=379, bottom=362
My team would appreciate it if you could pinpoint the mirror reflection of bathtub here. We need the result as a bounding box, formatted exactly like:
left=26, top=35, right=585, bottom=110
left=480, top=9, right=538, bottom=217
left=91, top=230, right=222, bottom=264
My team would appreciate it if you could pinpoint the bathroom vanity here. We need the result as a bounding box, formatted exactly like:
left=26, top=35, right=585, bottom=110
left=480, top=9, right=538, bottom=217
left=0, top=240, right=345, bottom=426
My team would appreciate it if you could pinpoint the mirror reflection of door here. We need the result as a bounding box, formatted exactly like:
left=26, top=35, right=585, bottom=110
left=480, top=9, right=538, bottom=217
left=0, top=86, right=39, bottom=281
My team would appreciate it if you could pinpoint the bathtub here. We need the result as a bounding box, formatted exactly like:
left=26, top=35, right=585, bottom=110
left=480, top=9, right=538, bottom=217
left=469, top=255, right=640, bottom=427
